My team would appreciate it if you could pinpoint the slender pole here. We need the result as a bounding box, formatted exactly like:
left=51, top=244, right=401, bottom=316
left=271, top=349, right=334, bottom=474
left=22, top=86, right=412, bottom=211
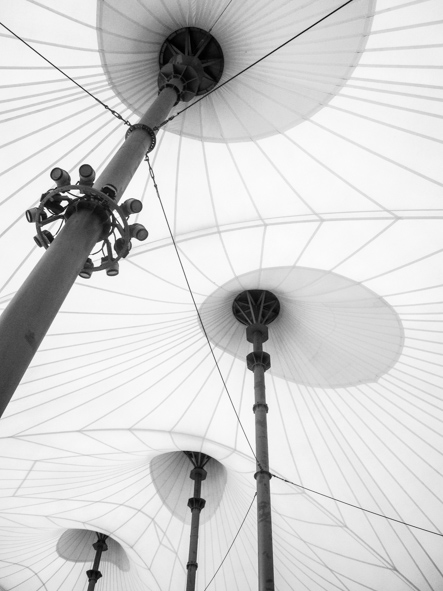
left=249, top=327, right=275, bottom=591
left=233, top=290, right=279, bottom=591
left=186, top=464, right=207, bottom=591
left=0, top=86, right=178, bottom=415
left=86, top=533, right=108, bottom=591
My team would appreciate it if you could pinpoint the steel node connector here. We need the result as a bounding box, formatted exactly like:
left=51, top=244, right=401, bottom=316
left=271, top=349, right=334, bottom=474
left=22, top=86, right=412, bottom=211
left=25, top=207, right=41, bottom=223
left=34, top=230, right=54, bottom=248
left=78, top=164, right=96, bottom=186
left=102, top=256, right=119, bottom=277
left=158, top=27, right=224, bottom=101
left=79, top=258, right=94, bottom=279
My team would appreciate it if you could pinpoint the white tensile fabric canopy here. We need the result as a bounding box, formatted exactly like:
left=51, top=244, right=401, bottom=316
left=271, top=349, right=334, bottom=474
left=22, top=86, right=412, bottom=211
left=0, top=1, right=442, bottom=589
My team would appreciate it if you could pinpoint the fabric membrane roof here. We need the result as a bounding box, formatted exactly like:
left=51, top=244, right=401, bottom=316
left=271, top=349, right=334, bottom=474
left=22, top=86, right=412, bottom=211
left=0, top=0, right=442, bottom=589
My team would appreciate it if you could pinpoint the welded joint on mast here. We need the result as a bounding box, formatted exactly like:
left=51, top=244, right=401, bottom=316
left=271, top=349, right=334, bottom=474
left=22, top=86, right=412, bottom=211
left=125, top=123, right=156, bottom=153
left=253, top=402, right=269, bottom=413
left=254, top=470, right=273, bottom=480
left=187, top=497, right=206, bottom=512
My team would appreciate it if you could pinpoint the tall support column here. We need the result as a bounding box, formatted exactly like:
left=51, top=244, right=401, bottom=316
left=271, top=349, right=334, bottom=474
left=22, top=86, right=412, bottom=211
left=0, top=26, right=224, bottom=416
left=233, top=290, right=280, bottom=591
left=249, top=324, right=274, bottom=591
left=0, top=87, right=178, bottom=415
left=184, top=452, right=210, bottom=591
left=86, top=533, right=108, bottom=591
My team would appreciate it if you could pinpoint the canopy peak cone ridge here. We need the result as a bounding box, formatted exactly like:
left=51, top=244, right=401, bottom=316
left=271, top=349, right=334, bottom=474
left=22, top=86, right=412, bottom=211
left=0, top=27, right=223, bottom=414
left=233, top=290, right=280, bottom=591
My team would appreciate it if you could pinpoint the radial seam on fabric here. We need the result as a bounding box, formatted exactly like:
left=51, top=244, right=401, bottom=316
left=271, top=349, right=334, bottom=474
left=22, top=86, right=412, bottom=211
left=145, top=155, right=259, bottom=464
left=146, top=157, right=443, bottom=540
left=0, top=21, right=133, bottom=127
left=272, top=473, right=443, bottom=537
left=203, top=492, right=257, bottom=590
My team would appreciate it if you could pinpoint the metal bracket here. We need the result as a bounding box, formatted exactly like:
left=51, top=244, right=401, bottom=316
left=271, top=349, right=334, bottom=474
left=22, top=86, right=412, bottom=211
left=86, top=569, right=102, bottom=582
left=253, top=402, right=269, bottom=414
left=187, top=497, right=206, bottom=512
left=125, top=123, right=156, bottom=153
left=31, top=184, right=132, bottom=276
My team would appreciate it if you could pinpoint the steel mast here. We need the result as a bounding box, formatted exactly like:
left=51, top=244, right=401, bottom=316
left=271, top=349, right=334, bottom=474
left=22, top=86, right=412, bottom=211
left=0, top=27, right=224, bottom=416
left=184, top=451, right=211, bottom=591
left=233, top=290, right=280, bottom=591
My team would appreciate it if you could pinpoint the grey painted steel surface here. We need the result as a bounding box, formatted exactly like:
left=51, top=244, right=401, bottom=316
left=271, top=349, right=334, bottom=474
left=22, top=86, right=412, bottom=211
left=0, top=87, right=178, bottom=416
left=93, top=86, right=177, bottom=200
left=186, top=466, right=207, bottom=591
left=251, top=328, right=275, bottom=591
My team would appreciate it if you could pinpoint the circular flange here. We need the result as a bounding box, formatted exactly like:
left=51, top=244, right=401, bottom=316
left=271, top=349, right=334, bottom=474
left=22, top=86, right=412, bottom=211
left=159, top=27, right=224, bottom=96
left=199, top=266, right=404, bottom=388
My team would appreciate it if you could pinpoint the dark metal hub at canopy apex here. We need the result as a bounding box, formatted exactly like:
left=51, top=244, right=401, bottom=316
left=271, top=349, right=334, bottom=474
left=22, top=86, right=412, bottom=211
left=184, top=451, right=211, bottom=469
left=233, top=290, right=280, bottom=326
left=159, top=27, right=224, bottom=98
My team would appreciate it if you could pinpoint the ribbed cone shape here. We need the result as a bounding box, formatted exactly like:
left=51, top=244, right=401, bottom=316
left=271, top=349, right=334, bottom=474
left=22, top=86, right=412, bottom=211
left=97, top=0, right=374, bottom=141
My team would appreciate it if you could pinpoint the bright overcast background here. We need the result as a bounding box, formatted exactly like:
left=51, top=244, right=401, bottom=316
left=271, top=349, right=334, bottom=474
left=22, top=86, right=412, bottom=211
left=0, top=1, right=442, bottom=590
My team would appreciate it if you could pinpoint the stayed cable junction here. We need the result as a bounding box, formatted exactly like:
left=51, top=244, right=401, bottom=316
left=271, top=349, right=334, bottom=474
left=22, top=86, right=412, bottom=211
left=0, top=26, right=224, bottom=408
left=0, top=1, right=442, bottom=590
